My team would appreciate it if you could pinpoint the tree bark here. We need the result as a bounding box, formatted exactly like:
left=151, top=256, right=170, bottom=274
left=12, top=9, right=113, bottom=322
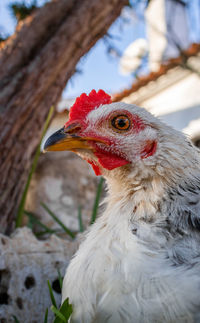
left=0, top=0, right=128, bottom=234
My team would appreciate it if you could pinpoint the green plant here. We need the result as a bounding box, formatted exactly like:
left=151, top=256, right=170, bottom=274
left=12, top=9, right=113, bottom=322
left=57, top=269, right=63, bottom=291
left=24, top=176, right=104, bottom=239
left=41, top=202, right=75, bottom=239
left=12, top=272, right=72, bottom=323
left=16, top=119, right=104, bottom=320
left=12, top=315, right=20, bottom=323
left=48, top=279, right=73, bottom=322
left=78, top=206, right=84, bottom=232
left=47, top=280, right=57, bottom=309
left=90, top=177, right=104, bottom=224
left=16, top=106, right=54, bottom=228
left=14, top=175, right=104, bottom=322
left=43, top=308, right=48, bottom=323
left=25, top=210, right=58, bottom=236
left=52, top=298, right=73, bottom=323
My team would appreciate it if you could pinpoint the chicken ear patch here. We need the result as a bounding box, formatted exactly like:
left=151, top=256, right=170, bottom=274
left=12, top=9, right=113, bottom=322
left=141, top=140, right=157, bottom=159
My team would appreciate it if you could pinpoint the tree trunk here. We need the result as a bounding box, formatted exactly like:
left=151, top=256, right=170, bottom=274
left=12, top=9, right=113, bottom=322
left=0, top=0, right=128, bottom=234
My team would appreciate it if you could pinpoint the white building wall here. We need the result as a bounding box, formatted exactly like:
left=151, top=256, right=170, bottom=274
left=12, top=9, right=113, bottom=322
left=134, top=73, right=200, bottom=139
left=141, top=73, right=200, bottom=120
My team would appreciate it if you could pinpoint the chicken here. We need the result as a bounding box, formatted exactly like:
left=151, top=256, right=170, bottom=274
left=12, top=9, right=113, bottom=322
left=44, top=89, right=200, bottom=323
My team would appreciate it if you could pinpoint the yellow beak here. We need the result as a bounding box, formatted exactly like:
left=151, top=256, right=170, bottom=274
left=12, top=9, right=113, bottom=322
left=43, top=127, right=92, bottom=152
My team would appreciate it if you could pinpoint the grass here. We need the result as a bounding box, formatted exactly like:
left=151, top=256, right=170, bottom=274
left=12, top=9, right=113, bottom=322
left=25, top=210, right=58, bottom=235
left=57, top=269, right=63, bottom=291
left=13, top=176, right=104, bottom=322
left=27, top=178, right=104, bottom=321
left=22, top=174, right=103, bottom=322
left=14, top=275, right=73, bottom=323
left=15, top=102, right=104, bottom=234
left=14, top=105, right=105, bottom=322
left=43, top=309, right=48, bottom=323
left=12, top=316, right=20, bottom=323
left=48, top=275, right=73, bottom=323
left=90, top=177, right=104, bottom=224
left=41, top=202, right=75, bottom=239
left=78, top=206, right=84, bottom=232
left=16, top=106, right=54, bottom=228
left=24, top=176, right=104, bottom=239
left=52, top=298, right=73, bottom=323
left=47, top=280, right=58, bottom=308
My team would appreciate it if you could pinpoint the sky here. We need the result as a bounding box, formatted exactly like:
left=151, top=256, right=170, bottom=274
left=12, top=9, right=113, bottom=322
left=0, top=0, right=200, bottom=98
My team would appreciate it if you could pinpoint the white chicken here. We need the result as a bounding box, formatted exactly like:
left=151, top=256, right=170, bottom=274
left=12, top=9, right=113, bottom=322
left=44, top=89, right=200, bottom=323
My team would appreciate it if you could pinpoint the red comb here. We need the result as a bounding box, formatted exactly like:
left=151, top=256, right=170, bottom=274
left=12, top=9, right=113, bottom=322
left=66, top=89, right=112, bottom=124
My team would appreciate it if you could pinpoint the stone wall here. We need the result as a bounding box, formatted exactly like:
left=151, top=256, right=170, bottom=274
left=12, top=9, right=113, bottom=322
left=0, top=228, right=78, bottom=322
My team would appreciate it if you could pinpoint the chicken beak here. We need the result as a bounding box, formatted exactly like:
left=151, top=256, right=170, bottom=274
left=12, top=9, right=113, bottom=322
left=43, top=126, right=92, bottom=152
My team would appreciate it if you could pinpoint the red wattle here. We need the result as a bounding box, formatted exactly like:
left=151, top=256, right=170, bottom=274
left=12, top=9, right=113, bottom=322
left=94, top=151, right=129, bottom=170
left=87, top=160, right=102, bottom=176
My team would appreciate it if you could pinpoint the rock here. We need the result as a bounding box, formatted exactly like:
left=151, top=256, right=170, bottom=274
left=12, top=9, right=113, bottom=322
left=0, top=227, right=78, bottom=322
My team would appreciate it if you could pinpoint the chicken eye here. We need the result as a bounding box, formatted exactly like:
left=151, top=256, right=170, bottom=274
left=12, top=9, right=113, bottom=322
left=111, top=115, right=131, bottom=131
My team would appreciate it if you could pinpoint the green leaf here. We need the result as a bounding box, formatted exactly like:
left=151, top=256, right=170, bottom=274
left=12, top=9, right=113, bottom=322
left=90, top=177, right=104, bottom=225
left=26, top=214, right=34, bottom=230
left=35, top=229, right=60, bottom=237
left=12, top=316, right=20, bottom=323
left=25, top=210, right=56, bottom=234
left=78, top=206, right=84, bottom=232
left=59, top=298, right=73, bottom=321
left=16, top=106, right=54, bottom=228
left=51, top=305, right=67, bottom=322
left=43, top=308, right=48, bottom=323
left=57, top=269, right=63, bottom=290
left=53, top=298, right=73, bottom=323
left=41, top=202, right=75, bottom=239
left=47, top=280, right=57, bottom=309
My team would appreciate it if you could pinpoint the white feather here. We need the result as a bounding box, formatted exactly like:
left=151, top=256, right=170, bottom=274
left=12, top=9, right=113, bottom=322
left=62, top=103, right=200, bottom=322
